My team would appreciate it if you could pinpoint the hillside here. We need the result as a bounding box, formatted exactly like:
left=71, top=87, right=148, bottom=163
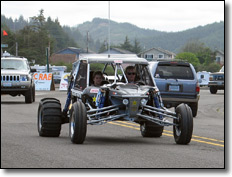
left=1, top=14, right=224, bottom=53
left=76, top=18, right=224, bottom=53
left=76, top=18, right=165, bottom=45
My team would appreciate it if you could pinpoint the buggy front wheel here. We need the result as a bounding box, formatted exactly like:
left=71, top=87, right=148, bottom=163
left=173, top=104, right=193, bottom=144
left=69, top=101, right=87, bottom=144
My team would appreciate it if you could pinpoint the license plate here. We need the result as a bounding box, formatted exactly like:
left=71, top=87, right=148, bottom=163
left=3, top=82, right=12, bottom=87
left=169, top=85, right=180, bottom=91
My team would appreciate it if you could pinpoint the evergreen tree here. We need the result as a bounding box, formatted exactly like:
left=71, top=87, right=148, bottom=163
left=120, top=36, right=133, bottom=51
left=132, top=38, right=142, bottom=54
left=98, top=41, right=107, bottom=53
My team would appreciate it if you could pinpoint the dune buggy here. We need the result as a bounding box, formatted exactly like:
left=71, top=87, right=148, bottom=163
left=37, top=54, right=193, bottom=144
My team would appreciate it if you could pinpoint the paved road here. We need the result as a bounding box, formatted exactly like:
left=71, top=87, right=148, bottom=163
left=1, top=88, right=224, bottom=168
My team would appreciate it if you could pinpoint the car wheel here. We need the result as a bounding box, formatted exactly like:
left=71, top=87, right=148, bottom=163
left=210, top=86, right=217, bottom=94
left=25, top=87, right=33, bottom=103
left=69, top=101, right=87, bottom=144
left=37, top=98, right=62, bottom=137
left=32, top=85, right=35, bottom=102
left=140, top=122, right=163, bottom=137
left=173, top=103, right=193, bottom=144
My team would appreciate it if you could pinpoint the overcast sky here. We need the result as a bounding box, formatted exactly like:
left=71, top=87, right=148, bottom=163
left=1, top=1, right=224, bottom=32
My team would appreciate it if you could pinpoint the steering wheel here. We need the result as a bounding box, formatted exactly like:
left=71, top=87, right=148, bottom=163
left=136, top=80, right=145, bottom=85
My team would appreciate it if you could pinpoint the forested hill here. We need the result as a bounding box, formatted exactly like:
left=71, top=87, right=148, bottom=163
left=1, top=14, right=224, bottom=53
left=76, top=18, right=224, bottom=53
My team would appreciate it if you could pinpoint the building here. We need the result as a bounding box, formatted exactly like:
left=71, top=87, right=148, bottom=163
left=50, top=47, right=94, bottom=64
left=215, top=50, right=224, bottom=66
left=139, top=47, right=176, bottom=61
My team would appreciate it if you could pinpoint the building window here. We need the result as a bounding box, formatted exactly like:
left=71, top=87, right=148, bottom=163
left=145, top=54, right=153, bottom=60
left=216, top=56, right=221, bottom=63
left=158, top=54, right=164, bottom=59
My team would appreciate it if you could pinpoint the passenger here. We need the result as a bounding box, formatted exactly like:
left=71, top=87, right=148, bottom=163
left=125, top=66, right=136, bottom=84
left=92, top=71, right=104, bottom=87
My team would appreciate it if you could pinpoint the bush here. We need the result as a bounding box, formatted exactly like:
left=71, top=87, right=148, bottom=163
left=206, top=63, right=221, bottom=72
left=175, top=52, right=200, bottom=69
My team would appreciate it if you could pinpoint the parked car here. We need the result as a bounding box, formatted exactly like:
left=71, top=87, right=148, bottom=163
left=208, top=66, right=224, bottom=94
left=149, top=60, right=200, bottom=117
left=197, top=71, right=210, bottom=87
left=1, top=56, right=36, bottom=103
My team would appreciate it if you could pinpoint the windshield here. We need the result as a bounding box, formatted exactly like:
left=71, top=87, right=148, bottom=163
left=155, top=65, right=194, bottom=80
left=89, top=62, right=154, bottom=86
left=1, top=59, right=29, bottom=70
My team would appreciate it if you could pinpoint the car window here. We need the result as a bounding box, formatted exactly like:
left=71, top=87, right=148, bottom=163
left=1, top=59, right=28, bottom=70
left=155, top=65, right=194, bottom=80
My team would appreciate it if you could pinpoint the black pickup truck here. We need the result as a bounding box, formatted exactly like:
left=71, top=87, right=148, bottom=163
left=208, top=66, right=224, bottom=94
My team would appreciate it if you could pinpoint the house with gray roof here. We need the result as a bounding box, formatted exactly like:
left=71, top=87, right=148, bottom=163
left=139, top=47, right=176, bottom=61
left=215, top=50, right=224, bottom=66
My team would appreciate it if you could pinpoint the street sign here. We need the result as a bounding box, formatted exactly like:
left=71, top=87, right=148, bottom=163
left=1, top=44, right=8, bottom=48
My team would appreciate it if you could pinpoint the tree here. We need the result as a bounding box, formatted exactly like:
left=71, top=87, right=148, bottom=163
left=181, top=40, right=215, bottom=65
left=206, top=63, right=221, bottom=72
left=181, top=40, right=205, bottom=54
left=120, top=36, right=133, bottom=51
left=98, top=41, right=107, bottom=53
left=175, top=52, right=200, bottom=69
left=132, top=38, right=142, bottom=54
left=30, top=9, right=46, bottom=30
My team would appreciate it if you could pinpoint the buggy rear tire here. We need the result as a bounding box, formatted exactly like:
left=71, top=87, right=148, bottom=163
left=37, top=98, right=62, bottom=137
left=173, top=103, right=193, bottom=144
left=69, top=101, right=87, bottom=144
left=140, top=122, right=164, bottom=137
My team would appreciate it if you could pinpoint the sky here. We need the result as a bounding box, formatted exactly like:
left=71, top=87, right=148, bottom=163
left=1, top=1, right=224, bottom=32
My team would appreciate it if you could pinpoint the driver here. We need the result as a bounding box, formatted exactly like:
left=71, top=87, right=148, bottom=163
left=125, top=66, right=136, bottom=84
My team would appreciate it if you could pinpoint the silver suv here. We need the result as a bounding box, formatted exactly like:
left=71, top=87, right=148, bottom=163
left=1, top=56, right=36, bottom=103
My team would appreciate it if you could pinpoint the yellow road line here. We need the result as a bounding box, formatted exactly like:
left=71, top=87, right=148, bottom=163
left=115, top=121, right=224, bottom=143
left=108, top=121, right=224, bottom=147
left=191, top=139, right=224, bottom=147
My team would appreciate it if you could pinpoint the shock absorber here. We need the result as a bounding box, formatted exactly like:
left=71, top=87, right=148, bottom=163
left=150, top=88, right=163, bottom=119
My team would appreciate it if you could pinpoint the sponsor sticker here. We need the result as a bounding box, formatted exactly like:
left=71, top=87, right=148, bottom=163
left=90, top=88, right=99, bottom=93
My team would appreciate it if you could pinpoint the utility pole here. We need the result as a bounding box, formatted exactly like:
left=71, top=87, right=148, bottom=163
left=16, top=42, right=18, bottom=56
left=46, top=35, right=50, bottom=72
left=87, top=31, right=89, bottom=53
left=46, top=47, right=49, bottom=72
